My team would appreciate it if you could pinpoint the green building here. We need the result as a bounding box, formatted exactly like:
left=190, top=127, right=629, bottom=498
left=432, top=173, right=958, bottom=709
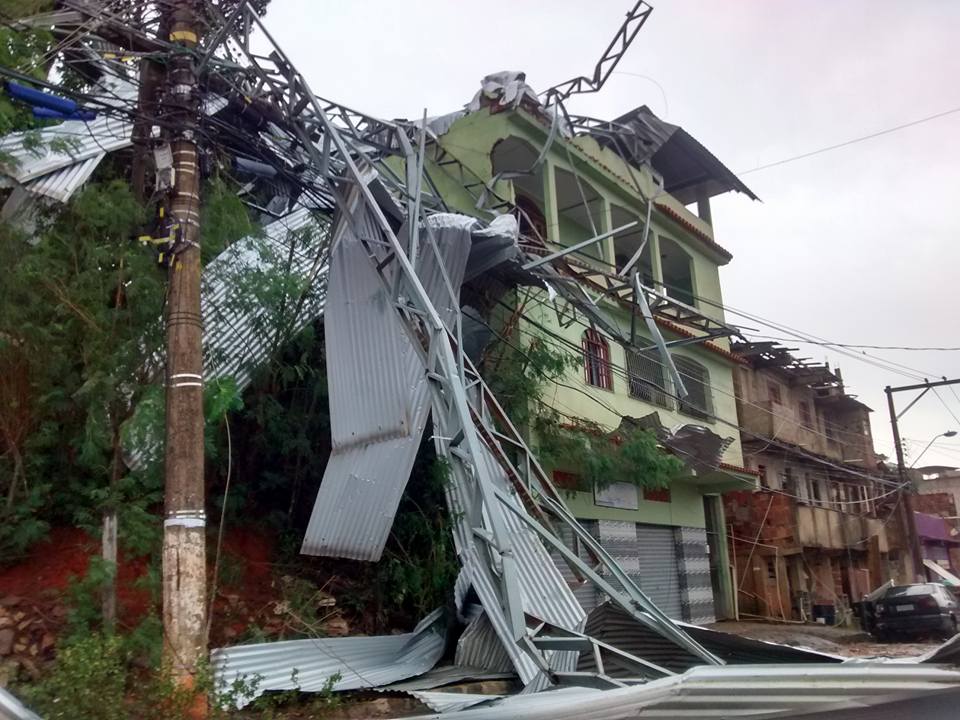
left=410, top=76, right=759, bottom=623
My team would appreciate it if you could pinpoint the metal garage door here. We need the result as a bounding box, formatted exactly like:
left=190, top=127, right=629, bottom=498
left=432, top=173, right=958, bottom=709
left=635, top=523, right=682, bottom=618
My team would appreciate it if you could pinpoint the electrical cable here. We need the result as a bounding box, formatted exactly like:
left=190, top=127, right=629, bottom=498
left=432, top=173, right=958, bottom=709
left=737, top=105, right=960, bottom=176
left=505, top=291, right=882, bottom=450
left=745, top=334, right=960, bottom=353
left=475, top=306, right=908, bottom=500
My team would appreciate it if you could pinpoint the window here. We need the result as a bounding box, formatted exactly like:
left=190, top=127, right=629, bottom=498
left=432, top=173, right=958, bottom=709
left=659, top=236, right=695, bottom=306
left=825, top=420, right=838, bottom=441
left=643, top=487, right=671, bottom=503
left=625, top=347, right=671, bottom=408
left=675, top=356, right=712, bottom=420
left=809, top=475, right=823, bottom=506
left=582, top=329, right=613, bottom=390
left=783, top=467, right=796, bottom=496
left=799, top=401, right=812, bottom=428
left=768, top=382, right=782, bottom=404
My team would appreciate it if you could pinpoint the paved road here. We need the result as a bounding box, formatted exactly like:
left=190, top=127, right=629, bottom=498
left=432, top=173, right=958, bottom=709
left=708, top=619, right=942, bottom=658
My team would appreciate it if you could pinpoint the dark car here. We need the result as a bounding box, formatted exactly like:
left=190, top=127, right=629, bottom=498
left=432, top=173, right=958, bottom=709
left=873, top=583, right=959, bottom=640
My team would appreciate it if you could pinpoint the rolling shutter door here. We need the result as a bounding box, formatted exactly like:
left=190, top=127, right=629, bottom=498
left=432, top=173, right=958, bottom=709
left=635, top=523, right=682, bottom=619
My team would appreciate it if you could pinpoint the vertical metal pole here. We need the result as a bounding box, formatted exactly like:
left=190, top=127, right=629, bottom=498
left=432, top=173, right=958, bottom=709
left=161, top=0, right=207, bottom=699
left=886, top=386, right=922, bottom=582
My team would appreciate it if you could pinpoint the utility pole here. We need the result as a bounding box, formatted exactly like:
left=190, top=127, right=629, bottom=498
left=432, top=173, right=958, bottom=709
left=160, top=0, right=207, bottom=699
left=885, top=377, right=960, bottom=583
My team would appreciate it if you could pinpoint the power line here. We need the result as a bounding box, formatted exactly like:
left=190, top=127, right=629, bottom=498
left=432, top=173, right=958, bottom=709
left=933, top=387, right=960, bottom=429
left=737, top=105, right=960, bottom=176
left=486, top=297, right=900, bottom=488
left=747, top=334, right=960, bottom=353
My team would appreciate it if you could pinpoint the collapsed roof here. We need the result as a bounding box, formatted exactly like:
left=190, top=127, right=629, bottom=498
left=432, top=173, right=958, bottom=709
left=589, top=105, right=759, bottom=204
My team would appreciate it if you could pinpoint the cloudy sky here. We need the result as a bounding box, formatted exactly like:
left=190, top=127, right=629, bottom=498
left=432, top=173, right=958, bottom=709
left=263, top=0, right=960, bottom=468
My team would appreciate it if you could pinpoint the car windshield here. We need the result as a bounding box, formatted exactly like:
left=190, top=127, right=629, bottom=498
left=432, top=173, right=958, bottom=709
left=887, top=584, right=938, bottom=598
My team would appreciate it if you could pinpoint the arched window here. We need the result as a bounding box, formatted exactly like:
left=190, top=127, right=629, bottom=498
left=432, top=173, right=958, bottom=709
left=582, top=329, right=612, bottom=390
left=675, top=356, right=712, bottom=420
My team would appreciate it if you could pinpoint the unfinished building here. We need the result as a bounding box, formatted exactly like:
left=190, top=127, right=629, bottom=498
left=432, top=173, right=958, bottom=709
left=726, top=341, right=903, bottom=623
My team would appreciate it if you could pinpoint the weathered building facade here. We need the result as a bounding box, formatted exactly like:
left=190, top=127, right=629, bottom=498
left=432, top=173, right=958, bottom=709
left=726, top=341, right=898, bottom=622
left=411, top=77, right=759, bottom=623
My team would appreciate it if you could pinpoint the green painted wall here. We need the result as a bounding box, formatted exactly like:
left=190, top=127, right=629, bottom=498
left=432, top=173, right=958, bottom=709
left=562, top=481, right=707, bottom=528
left=391, top=106, right=750, bottom=529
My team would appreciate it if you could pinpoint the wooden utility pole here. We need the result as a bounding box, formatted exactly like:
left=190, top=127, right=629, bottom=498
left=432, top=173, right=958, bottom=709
left=161, top=0, right=207, bottom=697
left=885, top=377, right=960, bottom=583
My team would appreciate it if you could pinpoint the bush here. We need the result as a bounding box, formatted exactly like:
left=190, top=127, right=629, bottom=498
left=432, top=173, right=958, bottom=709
left=24, top=633, right=127, bottom=720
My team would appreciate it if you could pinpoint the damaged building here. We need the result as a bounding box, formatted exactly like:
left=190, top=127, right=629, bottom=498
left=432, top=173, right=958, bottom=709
left=726, top=341, right=906, bottom=623
left=377, top=75, right=762, bottom=625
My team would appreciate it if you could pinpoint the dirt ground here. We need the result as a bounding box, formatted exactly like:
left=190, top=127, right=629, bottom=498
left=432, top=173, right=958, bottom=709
left=708, top=619, right=942, bottom=659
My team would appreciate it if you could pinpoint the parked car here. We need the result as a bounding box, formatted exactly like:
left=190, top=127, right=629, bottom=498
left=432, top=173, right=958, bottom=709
left=872, top=583, right=959, bottom=640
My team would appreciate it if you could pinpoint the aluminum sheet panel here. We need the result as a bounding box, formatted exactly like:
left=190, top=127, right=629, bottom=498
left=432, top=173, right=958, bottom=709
left=408, top=691, right=503, bottom=714
left=213, top=609, right=445, bottom=708
left=394, top=664, right=960, bottom=720
left=203, top=207, right=329, bottom=391
left=126, top=208, right=328, bottom=471
left=301, top=211, right=474, bottom=561
left=0, top=102, right=132, bottom=184
left=26, top=155, right=104, bottom=202
left=0, top=687, right=42, bottom=720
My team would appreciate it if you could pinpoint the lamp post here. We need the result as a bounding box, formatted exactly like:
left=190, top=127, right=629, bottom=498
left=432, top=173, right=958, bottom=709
left=910, top=430, right=958, bottom=469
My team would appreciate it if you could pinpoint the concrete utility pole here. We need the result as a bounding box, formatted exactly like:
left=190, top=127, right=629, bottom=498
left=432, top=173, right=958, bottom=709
left=885, top=377, right=960, bottom=583
left=160, top=0, right=207, bottom=696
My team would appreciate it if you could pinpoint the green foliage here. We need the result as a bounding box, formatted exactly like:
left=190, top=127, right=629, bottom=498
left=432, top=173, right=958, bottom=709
left=534, top=412, right=686, bottom=491
left=0, top=180, right=165, bottom=557
left=22, top=631, right=222, bottom=720
left=481, top=323, right=684, bottom=492
left=23, top=633, right=128, bottom=720
left=374, top=454, right=458, bottom=621
left=200, top=178, right=255, bottom=262
left=0, top=20, right=53, bottom=140
left=483, top=331, right=580, bottom=429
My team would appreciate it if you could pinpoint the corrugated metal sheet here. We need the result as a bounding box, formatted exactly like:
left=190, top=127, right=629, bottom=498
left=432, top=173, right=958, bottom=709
left=212, top=609, right=445, bottom=708
left=25, top=155, right=104, bottom=202
left=383, top=666, right=515, bottom=692
left=578, top=602, right=701, bottom=676
left=450, top=433, right=585, bottom=685
left=395, top=664, right=960, bottom=719
left=580, top=602, right=841, bottom=677
left=408, top=690, right=503, bottom=714
left=0, top=687, right=42, bottom=720
left=455, top=611, right=514, bottom=673
left=0, top=102, right=133, bottom=185
left=300, top=212, right=475, bottom=561
left=202, top=207, right=329, bottom=390
left=126, top=207, right=328, bottom=470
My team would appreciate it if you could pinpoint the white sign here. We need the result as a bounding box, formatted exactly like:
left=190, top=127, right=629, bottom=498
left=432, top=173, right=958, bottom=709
left=594, top=482, right=639, bottom=510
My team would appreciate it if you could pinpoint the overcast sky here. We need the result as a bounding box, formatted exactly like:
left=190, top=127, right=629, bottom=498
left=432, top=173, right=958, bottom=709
left=263, top=0, right=960, bottom=468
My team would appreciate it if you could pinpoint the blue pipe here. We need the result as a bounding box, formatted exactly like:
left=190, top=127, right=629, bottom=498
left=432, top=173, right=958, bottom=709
left=5, top=81, right=78, bottom=114
left=31, top=107, right=97, bottom=122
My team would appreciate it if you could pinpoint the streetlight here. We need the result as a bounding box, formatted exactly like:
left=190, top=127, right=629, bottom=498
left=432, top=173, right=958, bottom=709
left=911, top=430, right=959, bottom=468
